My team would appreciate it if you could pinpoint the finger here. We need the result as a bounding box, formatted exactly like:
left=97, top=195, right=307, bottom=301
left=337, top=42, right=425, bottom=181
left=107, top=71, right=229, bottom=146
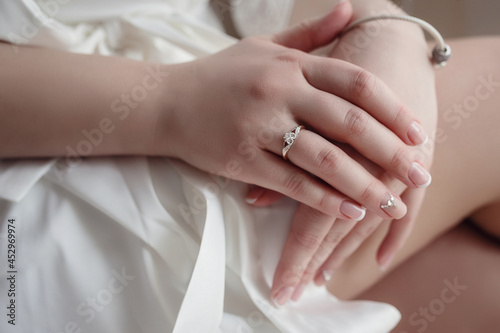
left=272, top=129, right=407, bottom=219
left=314, top=210, right=385, bottom=285
left=302, top=58, right=429, bottom=146
left=245, top=186, right=284, bottom=206
left=311, top=172, right=405, bottom=286
left=249, top=151, right=367, bottom=220
left=271, top=0, right=352, bottom=52
left=377, top=188, right=426, bottom=270
left=290, top=218, right=356, bottom=301
left=292, top=87, right=432, bottom=189
left=271, top=204, right=336, bottom=306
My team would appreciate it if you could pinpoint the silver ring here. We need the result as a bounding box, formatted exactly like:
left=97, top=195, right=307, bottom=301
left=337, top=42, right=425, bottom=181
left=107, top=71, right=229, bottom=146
left=282, top=125, right=305, bottom=160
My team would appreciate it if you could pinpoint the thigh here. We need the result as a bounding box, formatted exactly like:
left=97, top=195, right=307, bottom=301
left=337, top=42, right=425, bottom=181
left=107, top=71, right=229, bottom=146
left=326, top=37, right=500, bottom=299
left=360, top=223, right=500, bottom=333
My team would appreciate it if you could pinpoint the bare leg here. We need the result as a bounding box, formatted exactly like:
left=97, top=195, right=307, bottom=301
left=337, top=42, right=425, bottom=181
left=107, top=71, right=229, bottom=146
left=326, top=37, right=500, bottom=301
left=360, top=223, right=500, bottom=333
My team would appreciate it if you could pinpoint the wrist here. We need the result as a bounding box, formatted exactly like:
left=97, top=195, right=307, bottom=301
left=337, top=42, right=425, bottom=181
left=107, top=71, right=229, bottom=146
left=144, top=61, right=191, bottom=159
left=136, top=63, right=175, bottom=156
left=93, top=58, right=176, bottom=157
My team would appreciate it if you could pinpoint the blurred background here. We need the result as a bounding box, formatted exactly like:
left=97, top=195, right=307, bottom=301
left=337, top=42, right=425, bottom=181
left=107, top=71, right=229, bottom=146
left=397, top=0, right=500, bottom=38
left=222, top=0, right=500, bottom=39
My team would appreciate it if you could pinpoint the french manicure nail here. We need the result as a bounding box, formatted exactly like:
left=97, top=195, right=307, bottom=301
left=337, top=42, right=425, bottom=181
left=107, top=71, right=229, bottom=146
left=340, top=201, right=366, bottom=221
left=421, top=133, right=429, bottom=146
left=408, top=162, right=432, bottom=188
left=291, top=283, right=307, bottom=302
left=379, top=253, right=395, bottom=271
left=272, top=286, right=294, bottom=307
left=407, top=121, right=428, bottom=146
left=322, top=269, right=334, bottom=282
left=245, top=187, right=266, bottom=205
left=245, top=197, right=258, bottom=205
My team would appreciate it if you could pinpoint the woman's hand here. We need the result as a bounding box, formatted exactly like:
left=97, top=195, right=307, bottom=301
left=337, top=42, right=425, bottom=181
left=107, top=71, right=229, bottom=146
left=249, top=0, right=438, bottom=305
left=250, top=144, right=429, bottom=304
left=156, top=1, right=430, bottom=224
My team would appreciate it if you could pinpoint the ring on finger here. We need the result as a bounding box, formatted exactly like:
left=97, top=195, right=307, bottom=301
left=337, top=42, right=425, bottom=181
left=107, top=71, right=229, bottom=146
left=282, top=125, right=305, bottom=160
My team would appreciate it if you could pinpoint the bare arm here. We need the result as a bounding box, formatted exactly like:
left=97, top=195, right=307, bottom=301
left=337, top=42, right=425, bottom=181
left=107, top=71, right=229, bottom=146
left=0, top=43, right=175, bottom=158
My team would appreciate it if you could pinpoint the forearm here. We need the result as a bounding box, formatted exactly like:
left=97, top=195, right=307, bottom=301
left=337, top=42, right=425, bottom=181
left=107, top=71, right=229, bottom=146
left=0, top=43, right=175, bottom=158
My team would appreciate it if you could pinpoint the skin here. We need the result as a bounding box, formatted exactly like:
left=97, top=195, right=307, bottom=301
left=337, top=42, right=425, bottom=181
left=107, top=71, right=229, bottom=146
left=258, top=1, right=500, bottom=328
left=360, top=223, right=500, bottom=332
left=253, top=3, right=500, bottom=331
left=0, top=0, right=430, bottom=306
left=0, top=6, right=426, bottom=222
left=325, top=36, right=500, bottom=331
left=2, top=1, right=499, bottom=330
left=327, top=36, right=500, bottom=299
left=261, top=0, right=438, bottom=305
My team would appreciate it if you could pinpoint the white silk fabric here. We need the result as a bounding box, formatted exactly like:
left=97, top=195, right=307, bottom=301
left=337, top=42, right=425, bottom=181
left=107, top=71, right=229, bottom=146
left=0, top=1, right=401, bottom=332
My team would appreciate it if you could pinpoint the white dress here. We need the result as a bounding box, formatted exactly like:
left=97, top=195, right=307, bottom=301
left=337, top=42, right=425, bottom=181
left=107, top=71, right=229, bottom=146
left=0, top=1, right=401, bottom=332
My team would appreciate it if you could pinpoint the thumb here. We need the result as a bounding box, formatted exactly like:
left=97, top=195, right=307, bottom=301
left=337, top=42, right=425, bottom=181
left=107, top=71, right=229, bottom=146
left=272, top=0, right=353, bottom=52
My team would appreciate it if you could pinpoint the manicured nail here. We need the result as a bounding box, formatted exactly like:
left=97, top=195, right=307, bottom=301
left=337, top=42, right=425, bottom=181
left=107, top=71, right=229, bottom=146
left=421, top=133, right=429, bottom=146
left=380, top=193, right=406, bottom=218
left=407, top=121, right=428, bottom=146
left=322, top=269, right=334, bottom=282
left=335, top=0, right=346, bottom=7
left=408, top=162, right=432, bottom=188
left=245, top=187, right=266, bottom=205
left=272, top=286, right=294, bottom=307
left=340, top=201, right=366, bottom=221
left=379, top=253, right=395, bottom=271
left=291, top=283, right=307, bottom=302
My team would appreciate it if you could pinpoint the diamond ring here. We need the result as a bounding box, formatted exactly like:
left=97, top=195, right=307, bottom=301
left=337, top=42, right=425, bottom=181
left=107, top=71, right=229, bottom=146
left=282, top=125, right=305, bottom=160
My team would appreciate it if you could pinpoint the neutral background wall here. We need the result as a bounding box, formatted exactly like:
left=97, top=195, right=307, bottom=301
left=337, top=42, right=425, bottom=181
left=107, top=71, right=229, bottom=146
left=397, top=0, right=500, bottom=38
left=289, top=1, right=500, bottom=39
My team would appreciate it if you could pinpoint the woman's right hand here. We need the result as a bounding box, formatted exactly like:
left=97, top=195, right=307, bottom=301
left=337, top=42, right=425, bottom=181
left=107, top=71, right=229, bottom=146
left=154, top=0, right=431, bottom=220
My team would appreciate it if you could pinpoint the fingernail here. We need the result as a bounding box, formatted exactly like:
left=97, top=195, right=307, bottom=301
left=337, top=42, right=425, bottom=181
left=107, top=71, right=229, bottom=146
left=340, top=201, right=366, bottom=221
left=380, top=193, right=406, bottom=218
left=336, top=0, right=346, bottom=7
left=407, top=121, right=428, bottom=146
left=291, top=283, right=307, bottom=302
left=322, top=269, right=334, bottom=282
left=245, top=187, right=266, bottom=205
left=408, top=162, right=432, bottom=188
left=315, top=269, right=334, bottom=286
left=272, top=286, right=294, bottom=307
left=379, top=253, right=395, bottom=271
